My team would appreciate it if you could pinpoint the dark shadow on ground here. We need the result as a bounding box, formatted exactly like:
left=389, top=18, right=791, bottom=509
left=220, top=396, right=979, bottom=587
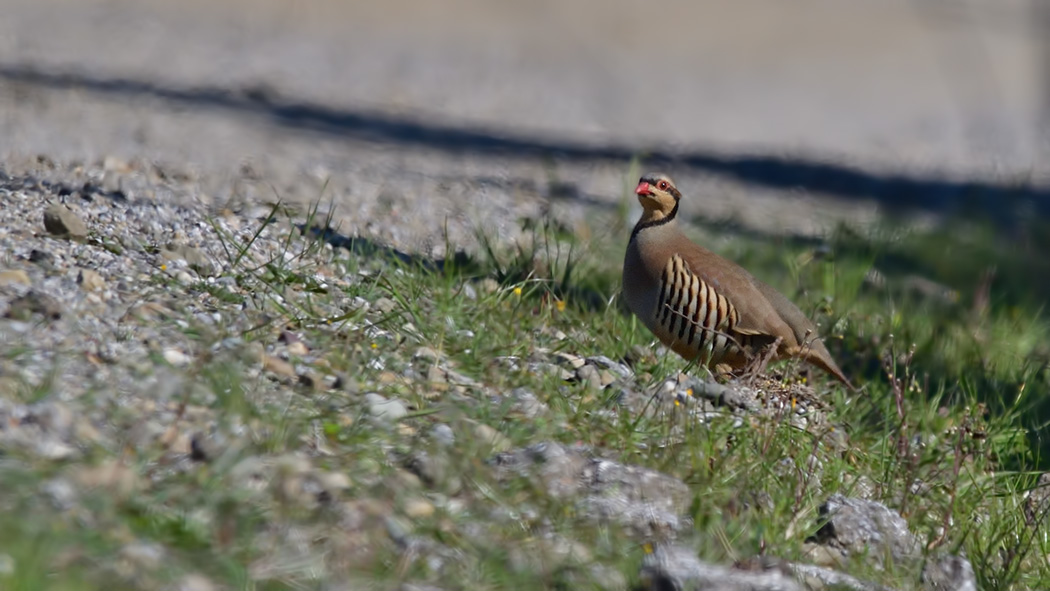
left=299, top=223, right=471, bottom=274
left=299, top=219, right=616, bottom=312
left=2, top=64, right=1049, bottom=228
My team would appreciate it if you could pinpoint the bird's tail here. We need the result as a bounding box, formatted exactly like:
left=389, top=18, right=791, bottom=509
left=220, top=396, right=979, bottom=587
left=804, top=349, right=857, bottom=393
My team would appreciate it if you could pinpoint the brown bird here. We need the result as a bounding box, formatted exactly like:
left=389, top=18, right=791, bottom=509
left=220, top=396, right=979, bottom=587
left=622, top=172, right=855, bottom=390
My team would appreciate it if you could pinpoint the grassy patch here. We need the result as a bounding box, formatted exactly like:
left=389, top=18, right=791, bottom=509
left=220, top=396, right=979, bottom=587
left=1, top=174, right=1049, bottom=590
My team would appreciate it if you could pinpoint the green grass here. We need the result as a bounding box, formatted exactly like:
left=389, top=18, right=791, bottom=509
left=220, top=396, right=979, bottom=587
left=1, top=174, right=1049, bottom=590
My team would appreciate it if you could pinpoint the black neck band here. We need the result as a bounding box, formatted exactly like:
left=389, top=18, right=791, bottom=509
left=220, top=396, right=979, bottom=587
left=630, top=201, right=679, bottom=242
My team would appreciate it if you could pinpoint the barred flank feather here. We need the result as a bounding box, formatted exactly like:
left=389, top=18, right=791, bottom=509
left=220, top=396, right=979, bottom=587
left=656, top=255, right=745, bottom=364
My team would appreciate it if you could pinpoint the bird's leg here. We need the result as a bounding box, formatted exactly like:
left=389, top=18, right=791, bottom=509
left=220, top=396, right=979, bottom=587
left=713, top=363, right=736, bottom=382
left=742, top=336, right=784, bottom=387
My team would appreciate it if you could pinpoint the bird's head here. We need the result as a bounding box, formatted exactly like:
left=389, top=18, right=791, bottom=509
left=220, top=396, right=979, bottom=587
left=634, top=172, right=680, bottom=217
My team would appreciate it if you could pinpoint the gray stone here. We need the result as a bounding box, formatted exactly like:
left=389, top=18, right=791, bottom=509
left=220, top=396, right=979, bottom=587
left=43, top=204, right=88, bottom=239
left=689, top=378, right=760, bottom=412
left=492, top=442, right=690, bottom=538
left=921, top=554, right=977, bottom=591
left=430, top=423, right=455, bottom=446
left=787, top=562, right=897, bottom=591
left=41, top=478, right=78, bottom=511
left=808, top=494, right=921, bottom=568
left=367, top=394, right=408, bottom=422
left=575, top=363, right=602, bottom=388
left=505, top=387, right=549, bottom=419
left=587, top=355, right=632, bottom=378
left=1024, top=473, right=1050, bottom=526
left=120, top=542, right=166, bottom=569
left=374, top=297, right=397, bottom=314
left=639, top=544, right=802, bottom=591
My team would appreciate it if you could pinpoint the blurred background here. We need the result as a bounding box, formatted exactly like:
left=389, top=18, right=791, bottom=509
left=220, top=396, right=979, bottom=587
left=0, top=0, right=1046, bottom=240
left=1, top=0, right=1049, bottom=449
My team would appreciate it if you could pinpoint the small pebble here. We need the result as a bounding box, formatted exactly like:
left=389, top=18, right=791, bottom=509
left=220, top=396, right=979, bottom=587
left=575, top=364, right=602, bottom=389
left=0, top=270, right=31, bottom=287
left=41, top=478, right=78, bottom=510
left=163, top=348, right=192, bottom=367
left=318, top=471, right=352, bottom=494
left=374, top=297, right=397, bottom=314
left=77, top=269, right=105, bottom=292
left=262, top=355, right=296, bottom=378
left=413, top=346, right=441, bottom=362
left=472, top=423, right=510, bottom=452
left=366, top=394, right=408, bottom=422
left=404, top=498, right=436, bottom=519
left=120, top=542, right=165, bottom=569
left=175, top=574, right=217, bottom=591
left=430, top=423, right=455, bottom=446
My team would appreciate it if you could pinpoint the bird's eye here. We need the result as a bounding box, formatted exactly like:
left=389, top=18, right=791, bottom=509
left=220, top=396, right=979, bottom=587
left=658, top=181, right=669, bottom=190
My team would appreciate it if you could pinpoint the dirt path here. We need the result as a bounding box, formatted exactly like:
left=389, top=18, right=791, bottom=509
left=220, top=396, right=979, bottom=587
left=0, top=0, right=1046, bottom=250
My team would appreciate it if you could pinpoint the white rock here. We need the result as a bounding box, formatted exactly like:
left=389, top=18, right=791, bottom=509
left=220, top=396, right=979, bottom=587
left=163, top=348, right=192, bottom=367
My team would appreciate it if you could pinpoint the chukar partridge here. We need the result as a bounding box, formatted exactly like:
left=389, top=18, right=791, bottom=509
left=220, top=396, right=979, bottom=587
left=622, top=172, right=855, bottom=390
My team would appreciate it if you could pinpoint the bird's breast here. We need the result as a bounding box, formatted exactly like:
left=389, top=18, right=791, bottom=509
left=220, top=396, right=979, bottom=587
left=622, top=241, right=661, bottom=326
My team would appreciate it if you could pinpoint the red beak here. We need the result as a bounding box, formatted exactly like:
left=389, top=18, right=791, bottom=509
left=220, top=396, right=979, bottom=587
left=634, top=181, right=651, bottom=196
